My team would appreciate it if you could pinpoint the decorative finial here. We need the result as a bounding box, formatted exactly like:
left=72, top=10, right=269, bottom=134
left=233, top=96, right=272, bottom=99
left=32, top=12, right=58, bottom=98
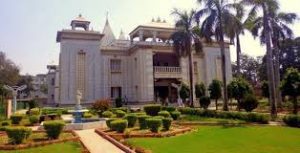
left=106, top=11, right=109, bottom=20
left=79, top=14, right=82, bottom=18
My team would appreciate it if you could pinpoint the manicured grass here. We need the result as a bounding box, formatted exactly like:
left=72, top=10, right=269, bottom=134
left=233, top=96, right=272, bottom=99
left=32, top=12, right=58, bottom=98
left=127, top=126, right=300, bottom=153
left=179, top=115, right=245, bottom=123
left=0, top=142, right=82, bottom=153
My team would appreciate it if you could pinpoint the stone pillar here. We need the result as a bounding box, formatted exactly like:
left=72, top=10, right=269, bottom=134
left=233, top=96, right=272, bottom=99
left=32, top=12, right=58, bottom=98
left=139, top=30, right=144, bottom=41
left=6, top=99, right=12, bottom=118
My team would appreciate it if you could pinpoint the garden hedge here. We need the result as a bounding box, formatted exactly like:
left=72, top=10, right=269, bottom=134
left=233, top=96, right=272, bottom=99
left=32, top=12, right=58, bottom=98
left=29, top=115, right=39, bottom=125
left=137, top=115, right=150, bottom=129
left=106, top=118, right=117, bottom=129
left=162, top=118, right=172, bottom=130
left=43, top=120, right=65, bottom=139
left=144, top=104, right=162, bottom=116
left=111, top=119, right=128, bottom=133
left=115, top=110, right=126, bottom=118
left=170, top=111, right=181, bottom=120
left=162, top=106, right=176, bottom=112
left=158, top=111, right=171, bottom=118
left=102, top=111, right=113, bottom=118
left=10, top=114, right=23, bottom=125
left=126, top=114, right=137, bottom=127
left=146, top=118, right=162, bottom=133
left=5, top=126, right=32, bottom=144
left=283, top=115, right=300, bottom=128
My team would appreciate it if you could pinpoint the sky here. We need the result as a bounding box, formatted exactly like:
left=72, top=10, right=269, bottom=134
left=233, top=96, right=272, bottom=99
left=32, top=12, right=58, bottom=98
left=0, top=0, right=300, bottom=75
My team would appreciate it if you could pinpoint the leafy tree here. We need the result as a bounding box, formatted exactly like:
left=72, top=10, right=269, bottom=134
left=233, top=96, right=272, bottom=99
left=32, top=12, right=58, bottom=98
left=280, top=68, right=300, bottom=114
left=199, top=96, right=211, bottom=110
left=179, top=84, right=190, bottom=104
left=261, top=81, right=269, bottom=98
left=197, top=0, right=239, bottom=111
left=195, top=83, right=206, bottom=98
left=171, top=9, right=203, bottom=107
left=0, top=52, right=20, bottom=87
left=208, top=80, right=222, bottom=110
left=240, top=94, right=258, bottom=112
left=228, top=77, right=252, bottom=110
left=17, top=75, right=34, bottom=98
left=279, top=38, right=300, bottom=75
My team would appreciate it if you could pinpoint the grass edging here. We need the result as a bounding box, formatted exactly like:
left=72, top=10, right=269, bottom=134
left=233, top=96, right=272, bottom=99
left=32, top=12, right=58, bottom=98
left=94, top=129, right=135, bottom=153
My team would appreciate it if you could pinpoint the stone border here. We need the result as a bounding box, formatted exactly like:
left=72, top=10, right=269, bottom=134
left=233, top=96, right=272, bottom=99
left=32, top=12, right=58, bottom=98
left=0, top=130, right=89, bottom=153
left=95, top=129, right=135, bottom=153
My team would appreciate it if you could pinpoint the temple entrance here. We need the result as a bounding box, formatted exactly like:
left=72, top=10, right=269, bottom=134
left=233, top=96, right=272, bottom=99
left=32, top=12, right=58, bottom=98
left=154, top=79, right=180, bottom=105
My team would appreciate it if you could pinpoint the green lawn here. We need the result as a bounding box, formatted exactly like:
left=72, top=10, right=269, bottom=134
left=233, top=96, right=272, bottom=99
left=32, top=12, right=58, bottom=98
left=126, top=126, right=300, bottom=153
left=179, top=115, right=245, bottom=123
left=0, top=142, right=83, bottom=153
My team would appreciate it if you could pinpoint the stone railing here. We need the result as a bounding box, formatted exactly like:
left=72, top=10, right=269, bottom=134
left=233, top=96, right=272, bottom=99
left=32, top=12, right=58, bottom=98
left=154, top=66, right=181, bottom=78
left=132, top=41, right=172, bottom=47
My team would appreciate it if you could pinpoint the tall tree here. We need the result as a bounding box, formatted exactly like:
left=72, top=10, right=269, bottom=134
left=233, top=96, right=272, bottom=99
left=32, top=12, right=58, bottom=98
left=171, top=9, right=203, bottom=107
left=0, top=52, right=20, bottom=87
left=196, top=0, right=238, bottom=111
left=242, top=0, right=279, bottom=118
left=208, top=79, right=222, bottom=110
left=250, top=9, right=297, bottom=109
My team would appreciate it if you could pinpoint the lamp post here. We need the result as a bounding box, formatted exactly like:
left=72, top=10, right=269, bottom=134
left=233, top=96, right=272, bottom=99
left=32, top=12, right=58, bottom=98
left=3, top=85, right=27, bottom=114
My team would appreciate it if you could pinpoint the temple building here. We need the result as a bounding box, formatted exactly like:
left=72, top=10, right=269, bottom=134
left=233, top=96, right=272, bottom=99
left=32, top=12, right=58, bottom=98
left=47, top=15, right=232, bottom=106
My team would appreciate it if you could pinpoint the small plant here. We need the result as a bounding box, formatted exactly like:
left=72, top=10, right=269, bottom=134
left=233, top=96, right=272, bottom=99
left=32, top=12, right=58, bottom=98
left=146, top=118, right=162, bottom=133
left=10, top=114, right=23, bottom=125
left=29, top=115, right=39, bottom=125
left=138, top=115, right=150, bottom=129
left=115, top=110, right=126, bottom=118
left=158, top=111, right=171, bottom=118
left=110, top=119, right=128, bottom=133
left=102, top=111, right=113, bottom=118
left=106, top=118, right=116, bottom=129
left=162, top=118, right=172, bottom=130
left=30, top=108, right=40, bottom=115
left=6, top=126, right=32, bottom=144
left=162, top=106, right=176, bottom=112
left=283, top=115, right=300, bottom=128
left=43, top=120, right=65, bottom=139
left=199, top=96, right=211, bottom=109
left=170, top=111, right=181, bottom=120
left=126, top=114, right=137, bottom=127
left=83, top=112, right=93, bottom=118
left=144, top=104, right=162, bottom=116
left=240, top=94, right=258, bottom=112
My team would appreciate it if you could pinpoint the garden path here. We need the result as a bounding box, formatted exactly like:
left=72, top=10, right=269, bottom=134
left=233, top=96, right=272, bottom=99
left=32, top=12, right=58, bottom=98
left=75, top=129, right=125, bottom=153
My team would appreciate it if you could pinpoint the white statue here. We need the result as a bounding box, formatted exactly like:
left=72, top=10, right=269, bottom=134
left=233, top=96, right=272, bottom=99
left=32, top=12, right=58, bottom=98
left=76, top=90, right=82, bottom=109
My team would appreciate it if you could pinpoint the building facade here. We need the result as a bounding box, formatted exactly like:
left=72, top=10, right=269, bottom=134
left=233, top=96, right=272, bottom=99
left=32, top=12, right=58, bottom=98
left=51, top=15, right=232, bottom=106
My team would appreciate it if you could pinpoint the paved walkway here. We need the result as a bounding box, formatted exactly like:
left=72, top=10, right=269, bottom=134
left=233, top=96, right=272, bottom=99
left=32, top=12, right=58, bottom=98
left=75, top=129, right=125, bottom=153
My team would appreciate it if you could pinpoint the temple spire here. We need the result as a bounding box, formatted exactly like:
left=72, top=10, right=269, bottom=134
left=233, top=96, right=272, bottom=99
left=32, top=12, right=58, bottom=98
left=101, top=12, right=116, bottom=46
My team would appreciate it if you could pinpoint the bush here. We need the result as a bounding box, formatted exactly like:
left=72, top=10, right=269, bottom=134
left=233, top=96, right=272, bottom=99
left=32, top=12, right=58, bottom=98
left=6, top=127, right=32, bottom=144
left=110, top=119, right=128, bottom=133
left=158, top=111, right=171, bottom=118
left=10, top=114, right=23, bottom=125
left=30, top=108, right=40, bottom=115
left=83, top=112, right=93, bottom=118
left=146, top=118, right=162, bottom=133
left=111, top=107, right=128, bottom=113
left=102, top=111, right=113, bottom=118
left=162, top=106, right=176, bottom=112
left=283, top=115, right=300, bottom=128
left=144, top=104, right=162, bottom=116
left=162, top=118, right=172, bottom=130
left=43, top=121, right=65, bottom=139
left=29, top=115, right=39, bottom=125
left=137, top=115, right=150, bottom=129
left=115, top=97, right=123, bottom=108
left=106, top=118, right=117, bottom=129
left=92, top=99, right=111, bottom=114
left=170, top=111, right=181, bottom=120
left=115, top=110, right=126, bottom=118
left=240, top=94, right=258, bottom=112
left=126, top=114, right=137, bottom=128
left=199, top=96, right=211, bottom=109
left=1, top=121, right=10, bottom=126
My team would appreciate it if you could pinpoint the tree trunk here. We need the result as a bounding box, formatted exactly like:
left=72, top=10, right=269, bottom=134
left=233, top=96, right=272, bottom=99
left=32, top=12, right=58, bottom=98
left=188, top=42, right=195, bottom=108
left=215, top=99, right=218, bottom=110
left=236, top=33, right=241, bottom=76
left=263, top=4, right=277, bottom=119
left=273, top=41, right=282, bottom=110
left=293, top=96, right=298, bottom=114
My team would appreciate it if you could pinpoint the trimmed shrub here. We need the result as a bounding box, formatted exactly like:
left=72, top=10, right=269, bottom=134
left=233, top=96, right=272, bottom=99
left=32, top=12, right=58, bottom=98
left=240, top=94, right=258, bottom=112
left=30, top=108, right=40, bottom=115
left=43, top=121, right=65, bottom=139
left=162, top=118, right=172, bottom=130
left=283, top=115, right=300, bottom=128
left=115, top=97, right=123, bottom=108
left=111, top=107, right=128, bottom=113
left=162, top=106, right=176, bottom=112
left=110, top=119, right=128, bottom=133
left=106, top=118, right=117, bottom=129
left=102, top=111, right=113, bottom=118
left=29, top=115, right=39, bottom=125
left=10, top=114, right=23, bottom=125
left=1, top=121, right=10, bottom=126
left=115, top=110, right=126, bottom=118
left=158, top=111, right=171, bottom=118
left=83, top=112, right=93, bottom=118
left=126, top=114, right=137, bottom=128
left=6, top=127, right=32, bottom=144
left=144, top=104, right=162, bottom=116
left=199, top=96, right=211, bottom=109
left=170, top=111, right=181, bottom=120
left=146, top=118, right=162, bottom=133
left=137, top=115, right=150, bottom=129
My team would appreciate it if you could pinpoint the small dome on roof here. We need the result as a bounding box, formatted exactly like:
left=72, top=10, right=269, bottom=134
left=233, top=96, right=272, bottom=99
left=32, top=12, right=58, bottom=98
left=73, top=14, right=88, bottom=22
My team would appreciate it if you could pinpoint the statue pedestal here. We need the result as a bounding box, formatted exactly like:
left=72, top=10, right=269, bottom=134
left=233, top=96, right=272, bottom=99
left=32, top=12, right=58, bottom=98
left=68, top=109, right=88, bottom=123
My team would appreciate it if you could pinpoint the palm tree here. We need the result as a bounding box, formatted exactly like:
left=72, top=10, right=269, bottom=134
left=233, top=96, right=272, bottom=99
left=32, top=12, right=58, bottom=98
left=242, top=0, right=279, bottom=118
left=250, top=10, right=297, bottom=110
left=196, top=0, right=238, bottom=111
left=171, top=9, right=203, bottom=107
